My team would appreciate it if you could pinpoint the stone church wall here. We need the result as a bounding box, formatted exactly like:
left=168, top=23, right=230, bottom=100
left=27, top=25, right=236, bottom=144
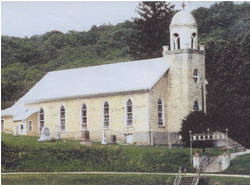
left=163, top=50, right=205, bottom=143
left=148, top=71, right=170, bottom=145
left=26, top=92, right=150, bottom=144
left=186, top=51, right=206, bottom=112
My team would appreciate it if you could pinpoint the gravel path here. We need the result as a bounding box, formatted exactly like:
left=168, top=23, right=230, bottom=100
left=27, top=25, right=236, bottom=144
left=2, top=172, right=250, bottom=178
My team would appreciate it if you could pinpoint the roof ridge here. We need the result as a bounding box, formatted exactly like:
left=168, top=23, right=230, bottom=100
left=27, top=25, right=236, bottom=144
left=48, top=57, right=163, bottom=74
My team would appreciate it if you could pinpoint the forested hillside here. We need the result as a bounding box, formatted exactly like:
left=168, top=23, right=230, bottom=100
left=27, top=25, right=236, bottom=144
left=2, top=21, right=135, bottom=108
left=1, top=2, right=250, bottom=143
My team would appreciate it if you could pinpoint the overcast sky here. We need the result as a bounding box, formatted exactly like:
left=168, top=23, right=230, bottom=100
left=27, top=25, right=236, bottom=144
left=1, top=1, right=243, bottom=38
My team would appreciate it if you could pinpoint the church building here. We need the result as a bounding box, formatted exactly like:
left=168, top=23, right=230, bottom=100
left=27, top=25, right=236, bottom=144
left=1, top=10, right=207, bottom=145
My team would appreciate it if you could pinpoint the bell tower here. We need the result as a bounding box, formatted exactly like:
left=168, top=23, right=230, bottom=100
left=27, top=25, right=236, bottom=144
left=163, top=10, right=207, bottom=143
left=169, top=10, right=198, bottom=50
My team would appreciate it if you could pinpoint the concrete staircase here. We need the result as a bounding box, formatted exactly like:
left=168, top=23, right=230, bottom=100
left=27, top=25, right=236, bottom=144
left=173, top=167, right=200, bottom=185
left=215, top=136, right=246, bottom=152
left=204, top=155, right=222, bottom=173
left=204, top=136, right=247, bottom=173
left=179, top=176, right=194, bottom=185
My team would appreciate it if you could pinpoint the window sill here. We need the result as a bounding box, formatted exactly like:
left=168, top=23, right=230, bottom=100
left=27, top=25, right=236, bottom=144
left=158, top=125, right=165, bottom=128
left=126, top=125, right=133, bottom=129
left=80, top=129, right=88, bottom=131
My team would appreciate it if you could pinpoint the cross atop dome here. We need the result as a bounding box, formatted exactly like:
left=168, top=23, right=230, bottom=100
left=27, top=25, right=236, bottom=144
left=182, top=2, right=186, bottom=10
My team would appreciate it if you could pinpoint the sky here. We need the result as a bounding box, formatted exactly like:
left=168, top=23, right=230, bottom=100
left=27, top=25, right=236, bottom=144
left=0, top=1, right=242, bottom=38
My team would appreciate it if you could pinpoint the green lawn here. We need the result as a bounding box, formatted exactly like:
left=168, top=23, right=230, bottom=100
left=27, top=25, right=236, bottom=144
left=200, top=176, right=250, bottom=185
left=0, top=134, right=239, bottom=173
left=2, top=174, right=250, bottom=185
left=1, top=174, right=175, bottom=185
left=223, top=154, right=250, bottom=175
left=1, top=133, right=221, bottom=155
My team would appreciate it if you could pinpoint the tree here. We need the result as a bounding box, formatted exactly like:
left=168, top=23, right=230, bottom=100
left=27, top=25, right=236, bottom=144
left=129, top=1, right=175, bottom=59
left=179, top=111, right=211, bottom=147
left=192, top=2, right=250, bottom=40
left=180, top=108, right=250, bottom=148
left=1, top=63, right=26, bottom=109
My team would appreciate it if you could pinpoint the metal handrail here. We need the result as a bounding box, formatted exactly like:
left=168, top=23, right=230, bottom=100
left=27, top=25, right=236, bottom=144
left=192, top=157, right=209, bottom=185
left=191, top=166, right=200, bottom=185
left=173, top=167, right=182, bottom=185
left=200, top=156, right=209, bottom=171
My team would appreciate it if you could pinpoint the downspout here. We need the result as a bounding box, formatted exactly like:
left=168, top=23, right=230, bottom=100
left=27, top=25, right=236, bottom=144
left=146, top=89, right=153, bottom=146
left=24, top=119, right=27, bottom=135
left=204, top=80, right=208, bottom=114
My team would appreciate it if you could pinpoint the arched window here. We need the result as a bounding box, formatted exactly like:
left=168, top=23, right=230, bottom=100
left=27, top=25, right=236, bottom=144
left=39, top=108, right=44, bottom=132
left=81, top=103, right=87, bottom=129
left=193, top=100, right=200, bottom=111
left=173, top=33, right=180, bottom=50
left=193, top=69, right=200, bottom=83
left=60, top=106, right=65, bottom=131
left=158, top=99, right=164, bottom=126
left=127, top=99, right=133, bottom=126
left=191, top=33, right=197, bottom=49
left=28, top=120, right=33, bottom=132
left=104, top=101, right=109, bottom=128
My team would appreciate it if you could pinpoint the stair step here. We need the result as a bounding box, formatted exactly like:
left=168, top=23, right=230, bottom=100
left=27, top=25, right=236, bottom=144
left=179, top=177, right=194, bottom=185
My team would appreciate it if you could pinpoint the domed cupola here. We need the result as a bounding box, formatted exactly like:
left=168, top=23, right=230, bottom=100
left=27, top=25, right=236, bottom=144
left=169, top=10, right=198, bottom=51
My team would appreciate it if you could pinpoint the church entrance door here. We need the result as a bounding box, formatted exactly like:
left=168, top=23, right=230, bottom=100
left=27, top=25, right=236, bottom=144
left=126, top=134, right=133, bottom=144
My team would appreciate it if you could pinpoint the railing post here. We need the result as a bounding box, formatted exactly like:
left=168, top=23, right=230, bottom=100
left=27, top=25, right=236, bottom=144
left=226, top=128, right=229, bottom=156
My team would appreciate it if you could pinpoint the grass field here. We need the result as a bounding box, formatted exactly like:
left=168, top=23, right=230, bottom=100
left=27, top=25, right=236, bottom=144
left=2, top=174, right=250, bottom=185
left=2, top=134, right=222, bottom=173
left=1, top=133, right=222, bottom=155
left=200, top=176, right=250, bottom=185
left=1, top=174, right=175, bottom=185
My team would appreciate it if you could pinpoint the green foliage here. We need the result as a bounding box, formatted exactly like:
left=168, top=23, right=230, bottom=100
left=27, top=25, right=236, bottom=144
left=129, top=1, right=175, bottom=59
left=203, top=32, right=250, bottom=147
left=1, top=63, right=26, bottom=108
left=193, top=2, right=250, bottom=40
left=179, top=111, right=214, bottom=148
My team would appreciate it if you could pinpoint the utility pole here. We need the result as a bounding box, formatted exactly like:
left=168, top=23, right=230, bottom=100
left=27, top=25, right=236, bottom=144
left=226, top=128, right=229, bottom=155
left=189, top=130, right=192, bottom=166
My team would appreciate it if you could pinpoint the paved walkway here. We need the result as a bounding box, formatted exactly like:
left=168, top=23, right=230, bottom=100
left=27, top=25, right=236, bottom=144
left=205, top=154, right=223, bottom=173
left=205, top=149, right=250, bottom=173
left=2, top=172, right=250, bottom=178
left=231, top=149, right=250, bottom=160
